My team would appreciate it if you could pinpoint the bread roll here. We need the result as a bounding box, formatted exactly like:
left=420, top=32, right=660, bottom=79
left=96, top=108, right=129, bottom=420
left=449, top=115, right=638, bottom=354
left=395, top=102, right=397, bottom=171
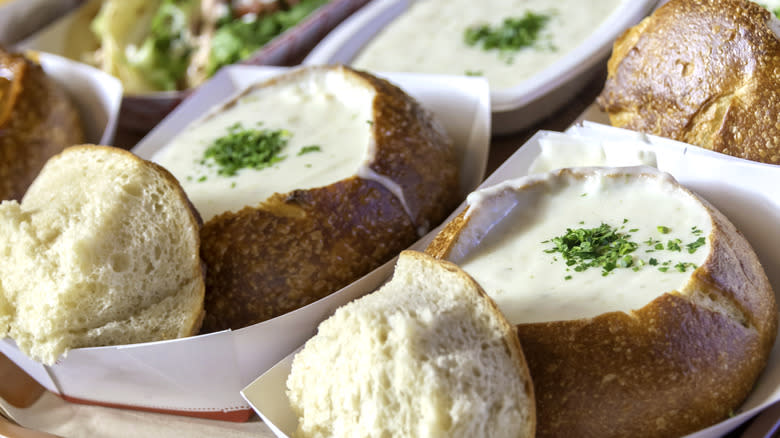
left=427, top=167, right=777, bottom=438
left=0, top=146, right=205, bottom=365
left=153, top=65, right=460, bottom=331
left=287, top=250, right=535, bottom=438
left=597, top=0, right=780, bottom=164
left=0, top=47, right=84, bottom=201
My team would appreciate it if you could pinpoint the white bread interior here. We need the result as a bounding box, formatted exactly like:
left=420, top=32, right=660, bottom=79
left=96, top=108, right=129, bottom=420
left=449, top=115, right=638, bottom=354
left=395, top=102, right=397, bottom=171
left=0, top=146, right=205, bottom=365
left=286, top=250, right=535, bottom=438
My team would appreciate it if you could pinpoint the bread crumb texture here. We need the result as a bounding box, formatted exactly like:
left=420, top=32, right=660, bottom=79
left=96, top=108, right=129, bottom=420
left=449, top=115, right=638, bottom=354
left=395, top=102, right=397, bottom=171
left=0, top=146, right=204, bottom=365
left=598, top=0, right=780, bottom=164
left=287, top=251, right=534, bottom=438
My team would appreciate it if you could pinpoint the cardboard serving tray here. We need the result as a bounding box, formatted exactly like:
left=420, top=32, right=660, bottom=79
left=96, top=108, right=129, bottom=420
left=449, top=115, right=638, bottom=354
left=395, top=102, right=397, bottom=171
left=242, top=122, right=780, bottom=438
left=17, top=0, right=370, bottom=134
left=0, top=65, right=491, bottom=422
left=303, top=0, right=658, bottom=134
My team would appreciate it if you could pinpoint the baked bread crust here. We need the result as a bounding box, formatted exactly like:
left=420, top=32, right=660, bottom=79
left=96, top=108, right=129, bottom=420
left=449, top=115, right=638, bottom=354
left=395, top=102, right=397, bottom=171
left=0, top=48, right=84, bottom=201
left=426, top=169, right=777, bottom=438
left=597, top=0, right=780, bottom=164
left=200, top=66, right=460, bottom=331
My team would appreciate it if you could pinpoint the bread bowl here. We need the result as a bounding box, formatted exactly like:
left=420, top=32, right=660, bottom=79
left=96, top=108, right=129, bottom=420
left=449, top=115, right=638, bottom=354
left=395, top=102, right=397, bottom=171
left=426, top=166, right=777, bottom=438
left=597, top=0, right=780, bottom=165
left=152, top=64, right=460, bottom=332
left=287, top=250, right=536, bottom=438
left=0, top=47, right=84, bottom=201
left=0, top=146, right=205, bottom=365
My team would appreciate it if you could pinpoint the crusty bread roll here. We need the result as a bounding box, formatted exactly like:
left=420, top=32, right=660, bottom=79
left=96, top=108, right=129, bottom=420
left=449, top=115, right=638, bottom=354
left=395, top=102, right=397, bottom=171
left=152, top=65, right=460, bottom=331
left=0, top=47, right=85, bottom=201
left=427, top=167, right=777, bottom=438
left=287, top=250, right=535, bottom=438
left=0, top=146, right=205, bottom=365
left=597, top=0, right=780, bottom=164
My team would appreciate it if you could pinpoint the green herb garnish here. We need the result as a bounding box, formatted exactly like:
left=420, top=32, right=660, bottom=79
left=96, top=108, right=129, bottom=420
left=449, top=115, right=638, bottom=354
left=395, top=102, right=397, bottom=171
left=465, top=70, right=483, bottom=76
left=686, top=237, right=706, bottom=253
left=544, top=219, right=708, bottom=278
left=463, top=11, right=553, bottom=63
left=298, top=145, right=322, bottom=156
left=542, top=223, right=639, bottom=276
left=202, top=122, right=290, bottom=176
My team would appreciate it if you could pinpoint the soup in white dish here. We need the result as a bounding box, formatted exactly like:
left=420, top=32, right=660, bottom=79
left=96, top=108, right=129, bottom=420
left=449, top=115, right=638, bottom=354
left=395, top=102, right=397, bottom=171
left=352, top=0, right=623, bottom=90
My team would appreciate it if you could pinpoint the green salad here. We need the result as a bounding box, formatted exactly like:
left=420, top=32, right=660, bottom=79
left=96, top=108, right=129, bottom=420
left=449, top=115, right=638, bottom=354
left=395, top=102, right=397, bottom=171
left=88, top=0, right=328, bottom=93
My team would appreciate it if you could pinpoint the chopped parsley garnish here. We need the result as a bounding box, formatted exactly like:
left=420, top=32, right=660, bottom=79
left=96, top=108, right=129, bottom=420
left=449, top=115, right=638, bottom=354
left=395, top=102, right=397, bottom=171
left=463, top=11, right=553, bottom=63
left=202, top=122, right=289, bottom=176
left=666, top=238, right=682, bottom=252
left=542, top=223, right=639, bottom=276
left=686, top=237, right=706, bottom=253
left=298, top=145, right=322, bottom=155
left=543, top=219, right=708, bottom=278
left=465, top=70, right=483, bottom=76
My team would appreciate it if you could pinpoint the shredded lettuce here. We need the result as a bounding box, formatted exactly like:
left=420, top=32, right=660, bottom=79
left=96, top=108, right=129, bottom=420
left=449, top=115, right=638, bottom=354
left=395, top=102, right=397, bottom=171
left=125, top=0, right=199, bottom=91
left=206, top=0, right=328, bottom=77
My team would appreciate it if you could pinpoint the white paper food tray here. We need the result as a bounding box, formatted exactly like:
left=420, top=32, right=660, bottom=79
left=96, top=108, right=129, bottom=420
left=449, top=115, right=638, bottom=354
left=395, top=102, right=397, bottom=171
left=242, top=122, right=780, bottom=438
left=16, top=0, right=370, bottom=134
left=303, top=0, right=657, bottom=135
left=32, top=51, right=121, bottom=147
left=0, top=65, right=491, bottom=421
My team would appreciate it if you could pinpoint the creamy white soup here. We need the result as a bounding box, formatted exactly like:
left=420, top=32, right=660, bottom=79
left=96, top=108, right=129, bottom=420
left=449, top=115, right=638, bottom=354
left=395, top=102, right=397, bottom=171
left=454, top=170, right=712, bottom=324
left=154, top=69, right=375, bottom=221
left=352, top=0, right=623, bottom=90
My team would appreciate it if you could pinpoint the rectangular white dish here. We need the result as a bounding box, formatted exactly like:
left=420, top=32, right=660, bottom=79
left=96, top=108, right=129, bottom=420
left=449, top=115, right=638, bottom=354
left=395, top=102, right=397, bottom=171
left=242, top=122, right=780, bottom=438
left=303, top=0, right=658, bottom=134
left=0, top=65, right=491, bottom=421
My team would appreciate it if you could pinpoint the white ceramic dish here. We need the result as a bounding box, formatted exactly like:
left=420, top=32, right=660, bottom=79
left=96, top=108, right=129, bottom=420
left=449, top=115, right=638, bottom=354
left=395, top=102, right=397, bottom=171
left=303, top=0, right=658, bottom=134
left=242, top=122, right=780, bottom=438
left=0, top=65, right=491, bottom=421
left=34, top=51, right=122, bottom=146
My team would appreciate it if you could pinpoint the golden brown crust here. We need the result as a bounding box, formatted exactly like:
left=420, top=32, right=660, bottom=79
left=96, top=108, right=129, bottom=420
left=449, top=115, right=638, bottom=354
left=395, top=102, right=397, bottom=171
left=425, top=172, right=777, bottom=438
left=0, top=48, right=85, bottom=201
left=597, top=0, right=780, bottom=164
left=200, top=66, right=459, bottom=331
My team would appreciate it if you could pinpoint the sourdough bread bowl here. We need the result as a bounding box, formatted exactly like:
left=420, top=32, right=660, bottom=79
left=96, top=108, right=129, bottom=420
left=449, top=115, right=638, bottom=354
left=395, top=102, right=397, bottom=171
left=287, top=250, right=536, bottom=438
left=0, top=47, right=84, bottom=201
left=597, top=0, right=780, bottom=165
left=151, top=65, right=460, bottom=332
left=426, top=166, right=777, bottom=438
left=0, top=146, right=205, bottom=365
